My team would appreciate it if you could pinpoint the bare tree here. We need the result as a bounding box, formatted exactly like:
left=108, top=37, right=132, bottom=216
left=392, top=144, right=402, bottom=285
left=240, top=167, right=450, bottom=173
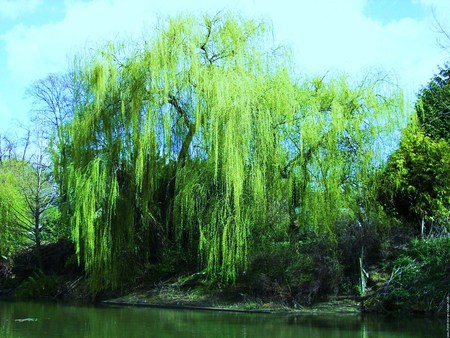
left=0, top=133, right=19, bottom=163
left=26, top=72, right=79, bottom=227
left=26, top=73, right=75, bottom=137
left=1, top=73, right=76, bottom=261
left=432, top=8, right=450, bottom=52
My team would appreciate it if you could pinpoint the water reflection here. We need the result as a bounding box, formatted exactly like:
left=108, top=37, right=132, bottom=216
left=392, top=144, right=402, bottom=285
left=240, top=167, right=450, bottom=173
left=0, top=300, right=445, bottom=337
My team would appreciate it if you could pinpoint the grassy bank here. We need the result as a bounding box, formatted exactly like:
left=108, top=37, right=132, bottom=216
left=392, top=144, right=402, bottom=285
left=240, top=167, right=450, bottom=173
left=1, top=236, right=448, bottom=316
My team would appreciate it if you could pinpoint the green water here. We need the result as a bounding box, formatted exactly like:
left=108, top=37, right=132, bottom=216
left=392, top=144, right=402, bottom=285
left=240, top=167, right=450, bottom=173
left=0, top=300, right=445, bottom=337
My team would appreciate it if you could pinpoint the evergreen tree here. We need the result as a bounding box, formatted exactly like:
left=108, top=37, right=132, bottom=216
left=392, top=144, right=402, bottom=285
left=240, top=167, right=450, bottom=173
left=378, top=127, right=450, bottom=237
left=416, top=62, right=450, bottom=141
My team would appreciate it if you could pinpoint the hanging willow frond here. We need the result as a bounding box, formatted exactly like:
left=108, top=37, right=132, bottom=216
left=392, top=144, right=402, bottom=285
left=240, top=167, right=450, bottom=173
left=63, top=14, right=405, bottom=290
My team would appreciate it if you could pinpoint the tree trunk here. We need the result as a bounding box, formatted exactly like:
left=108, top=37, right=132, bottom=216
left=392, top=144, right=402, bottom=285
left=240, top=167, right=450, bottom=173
left=420, top=216, right=425, bottom=239
left=359, top=246, right=367, bottom=297
left=34, top=209, right=43, bottom=271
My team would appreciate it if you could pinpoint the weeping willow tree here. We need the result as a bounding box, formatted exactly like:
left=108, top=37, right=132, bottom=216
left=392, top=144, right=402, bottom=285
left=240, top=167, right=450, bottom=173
left=283, top=76, right=404, bottom=236
left=65, top=14, right=297, bottom=289
left=63, top=14, right=405, bottom=290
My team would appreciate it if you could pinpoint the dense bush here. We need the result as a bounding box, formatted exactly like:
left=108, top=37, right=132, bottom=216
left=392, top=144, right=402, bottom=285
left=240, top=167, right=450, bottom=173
left=416, top=62, right=450, bottom=142
left=12, top=238, right=78, bottom=280
left=245, top=232, right=344, bottom=305
left=14, top=271, right=64, bottom=300
left=376, top=237, right=450, bottom=313
left=336, top=216, right=388, bottom=276
left=377, top=129, right=450, bottom=238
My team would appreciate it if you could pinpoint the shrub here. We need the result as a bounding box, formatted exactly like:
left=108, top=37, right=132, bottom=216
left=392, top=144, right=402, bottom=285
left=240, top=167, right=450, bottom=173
left=15, top=271, right=64, bottom=299
left=245, top=233, right=344, bottom=305
left=377, top=237, right=449, bottom=313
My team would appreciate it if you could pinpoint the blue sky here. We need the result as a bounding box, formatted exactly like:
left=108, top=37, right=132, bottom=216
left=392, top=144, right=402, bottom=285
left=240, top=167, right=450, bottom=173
left=364, top=0, right=425, bottom=22
left=0, top=0, right=449, bottom=135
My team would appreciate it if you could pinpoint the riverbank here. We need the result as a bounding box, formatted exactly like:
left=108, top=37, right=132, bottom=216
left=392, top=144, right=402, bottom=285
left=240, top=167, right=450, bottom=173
left=100, top=273, right=361, bottom=315
left=102, top=296, right=361, bottom=315
left=1, top=237, right=447, bottom=316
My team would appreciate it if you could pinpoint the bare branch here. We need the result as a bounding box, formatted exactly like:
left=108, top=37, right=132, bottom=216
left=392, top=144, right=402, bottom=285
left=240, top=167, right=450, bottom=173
left=432, top=8, right=450, bottom=51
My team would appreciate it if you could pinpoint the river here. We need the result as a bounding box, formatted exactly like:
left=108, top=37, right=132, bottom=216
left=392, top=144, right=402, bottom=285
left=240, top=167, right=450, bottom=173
left=0, top=300, right=446, bottom=337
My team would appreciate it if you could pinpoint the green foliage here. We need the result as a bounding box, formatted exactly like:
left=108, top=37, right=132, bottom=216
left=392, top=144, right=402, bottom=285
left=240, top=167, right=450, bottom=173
left=14, top=270, right=63, bottom=299
left=0, top=159, right=32, bottom=257
left=284, top=75, right=404, bottom=239
left=40, top=206, right=70, bottom=242
left=62, top=13, right=404, bottom=291
left=65, top=13, right=295, bottom=289
left=378, top=237, right=450, bottom=313
left=378, top=127, right=450, bottom=234
left=0, top=155, right=58, bottom=260
left=416, top=62, right=450, bottom=141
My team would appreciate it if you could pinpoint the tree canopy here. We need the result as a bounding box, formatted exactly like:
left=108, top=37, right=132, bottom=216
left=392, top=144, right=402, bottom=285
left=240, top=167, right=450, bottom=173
left=378, top=62, right=450, bottom=237
left=416, top=62, right=450, bottom=141
left=0, top=152, right=57, bottom=256
left=0, top=159, right=30, bottom=257
left=378, top=127, right=450, bottom=235
left=59, top=14, right=404, bottom=290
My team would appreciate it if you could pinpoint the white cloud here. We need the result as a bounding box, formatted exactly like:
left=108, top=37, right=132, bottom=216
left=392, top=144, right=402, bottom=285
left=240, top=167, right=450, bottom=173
left=1, top=0, right=449, bottom=95
left=262, top=0, right=448, bottom=93
left=0, top=0, right=237, bottom=84
left=0, top=0, right=42, bottom=19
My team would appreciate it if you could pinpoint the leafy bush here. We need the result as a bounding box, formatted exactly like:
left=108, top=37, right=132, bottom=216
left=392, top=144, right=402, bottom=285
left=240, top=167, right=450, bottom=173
left=15, top=271, right=64, bottom=299
left=377, top=129, right=450, bottom=237
left=377, top=237, right=449, bottom=313
left=416, top=62, right=450, bottom=142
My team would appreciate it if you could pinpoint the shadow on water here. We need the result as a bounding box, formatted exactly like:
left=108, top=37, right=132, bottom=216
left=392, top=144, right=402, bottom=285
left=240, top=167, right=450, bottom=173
left=0, top=300, right=446, bottom=337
